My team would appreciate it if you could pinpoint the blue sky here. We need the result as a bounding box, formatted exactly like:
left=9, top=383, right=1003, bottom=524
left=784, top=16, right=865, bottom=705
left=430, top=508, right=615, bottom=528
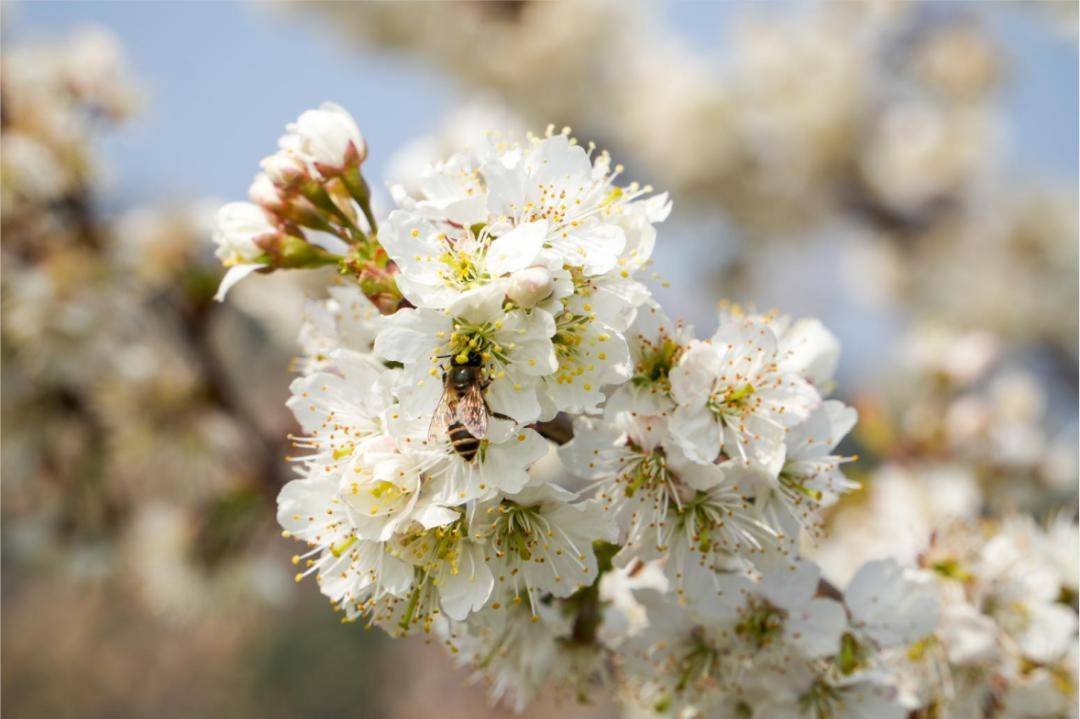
left=7, top=1, right=1077, bottom=209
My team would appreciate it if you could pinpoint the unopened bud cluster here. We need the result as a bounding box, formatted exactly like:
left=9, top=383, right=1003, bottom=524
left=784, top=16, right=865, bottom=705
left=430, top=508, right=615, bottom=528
left=213, top=102, right=395, bottom=306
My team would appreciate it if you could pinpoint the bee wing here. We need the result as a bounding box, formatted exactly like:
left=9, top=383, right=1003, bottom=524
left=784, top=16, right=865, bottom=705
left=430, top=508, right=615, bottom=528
left=456, top=384, right=488, bottom=439
left=428, top=389, right=455, bottom=441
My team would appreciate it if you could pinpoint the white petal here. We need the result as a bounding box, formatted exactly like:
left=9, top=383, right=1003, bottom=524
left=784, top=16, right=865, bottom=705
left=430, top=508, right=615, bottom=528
left=486, top=372, right=542, bottom=425
left=670, top=406, right=721, bottom=464
left=779, top=318, right=840, bottom=388
left=214, top=263, right=262, bottom=301
left=758, top=559, right=820, bottom=610
left=786, top=598, right=846, bottom=659
left=847, top=560, right=939, bottom=647
left=438, top=542, right=494, bottom=621
left=372, top=308, right=447, bottom=362
left=555, top=224, right=626, bottom=276
left=669, top=340, right=722, bottom=407
left=486, top=220, right=548, bottom=276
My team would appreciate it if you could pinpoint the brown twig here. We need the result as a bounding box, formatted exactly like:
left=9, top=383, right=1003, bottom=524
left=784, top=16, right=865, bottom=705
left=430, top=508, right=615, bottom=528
left=532, top=413, right=574, bottom=445
left=174, top=295, right=289, bottom=499
left=816, top=577, right=845, bottom=603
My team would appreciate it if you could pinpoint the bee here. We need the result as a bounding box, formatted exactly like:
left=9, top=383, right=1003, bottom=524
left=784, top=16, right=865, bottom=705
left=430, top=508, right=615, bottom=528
left=429, top=355, right=490, bottom=462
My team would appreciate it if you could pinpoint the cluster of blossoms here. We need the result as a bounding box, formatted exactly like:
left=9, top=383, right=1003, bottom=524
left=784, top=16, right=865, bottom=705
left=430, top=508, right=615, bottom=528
left=213, top=104, right=1035, bottom=716
left=6, top=8, right=1076, bottom=717
left=847, top=323, right=1077, bottom=521
left=904, top=514, right=1078, bottom=718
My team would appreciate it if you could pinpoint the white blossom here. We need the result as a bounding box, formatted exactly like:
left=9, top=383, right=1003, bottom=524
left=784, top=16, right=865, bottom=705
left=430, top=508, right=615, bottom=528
left=295, top=285, right=380, bottom=375
left=845, top=559, right=939, bottom=649
left=474, top=482, right=617, bottom=609
left=728, top=399, right=859, bottom=541
left=669, top=317, right=821, bottom=472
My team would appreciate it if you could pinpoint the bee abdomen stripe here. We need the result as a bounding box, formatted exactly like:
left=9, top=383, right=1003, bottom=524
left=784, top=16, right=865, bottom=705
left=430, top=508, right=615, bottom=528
left=448, top=423, right=480, bottom=461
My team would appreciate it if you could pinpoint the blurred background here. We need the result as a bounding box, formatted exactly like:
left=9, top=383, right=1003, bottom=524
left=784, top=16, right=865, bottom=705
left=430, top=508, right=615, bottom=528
left=1, top=2, right=1076, bottom=717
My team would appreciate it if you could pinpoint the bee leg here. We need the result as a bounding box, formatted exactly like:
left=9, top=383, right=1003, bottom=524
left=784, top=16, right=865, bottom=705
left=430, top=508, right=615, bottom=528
left=482, top=397, right=514, bottom=423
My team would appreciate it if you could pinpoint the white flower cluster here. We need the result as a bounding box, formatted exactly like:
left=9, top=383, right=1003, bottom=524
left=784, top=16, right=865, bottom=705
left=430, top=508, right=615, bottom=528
left=614, top=556, right=938, bottom=719
left=559, top=304, right=854, bottom=596
left=907, top=515, right=1079, bottom=718
left=214, top=104, right=979, bottom=715
left=264, top=122, right=677, bottom=638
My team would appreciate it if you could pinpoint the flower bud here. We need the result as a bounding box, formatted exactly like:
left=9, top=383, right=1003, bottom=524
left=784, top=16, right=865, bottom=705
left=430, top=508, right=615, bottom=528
left=248, top=173, right=286, bottom=212
left=260, top=150, right=308, bottom=189
left=250, top=172, right=338, bottom=233
left=506, top=266, right=554, bottom=308
left=285, top=102, right=366, bottom=177
left=213, top=201, right=277, bottom=265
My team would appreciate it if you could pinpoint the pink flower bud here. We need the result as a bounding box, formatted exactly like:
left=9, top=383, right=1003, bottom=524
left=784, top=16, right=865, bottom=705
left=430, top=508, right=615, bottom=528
left=213, top=201, right=278, bottom=264
left=248, top=173, right=286, bottom=211
left=506, top=266, right=554, bottom=308
left=260, top=151, right=308, bottom=189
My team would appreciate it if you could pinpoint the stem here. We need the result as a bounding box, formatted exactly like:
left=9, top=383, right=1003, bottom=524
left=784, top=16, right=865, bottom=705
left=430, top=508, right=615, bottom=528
left=359, top=193, right=378, bottom=236
left=300, top=179, right=367, bottom=242
left=343, top=168, right=378, bottom=235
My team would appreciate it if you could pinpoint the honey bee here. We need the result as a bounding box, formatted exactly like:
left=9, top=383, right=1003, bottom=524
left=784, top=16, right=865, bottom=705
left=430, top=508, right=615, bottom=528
left=429, top=355, right=490, bottom=462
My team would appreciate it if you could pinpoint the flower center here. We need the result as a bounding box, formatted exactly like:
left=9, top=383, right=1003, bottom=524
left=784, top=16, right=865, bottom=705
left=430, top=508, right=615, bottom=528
left=734, top=598, right=786, bottom=648
left=444, top=318, right=509, bottom=367
left=779, top=472, right=824, bottom=502
left=438, top=245, right=485, bottom=288
left=798, top=680, right=842, bottom=719
left=553, top=311, right=590, bottom=357
left=391, top=519, right=469, bottom=633
left=675, top=627, right=718, bottom=692
left=552, top=309, right=604, bottom=386
left=621, top=449, right=669, bottom=498
left=707, top=382, right=757, bottom=418
left=488, top=501, right=546, bottom=561
left=631, top=337, right=682, bottom=391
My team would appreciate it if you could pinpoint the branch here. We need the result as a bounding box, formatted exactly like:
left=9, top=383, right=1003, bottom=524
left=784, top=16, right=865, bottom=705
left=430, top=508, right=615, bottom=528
left=567, top=541, right=618, bottom=646
left=175, top=294, right=288, bottom=499
left=532, top=413, right=574, bottom=445
left=816, top=577, right=844, bottom=603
